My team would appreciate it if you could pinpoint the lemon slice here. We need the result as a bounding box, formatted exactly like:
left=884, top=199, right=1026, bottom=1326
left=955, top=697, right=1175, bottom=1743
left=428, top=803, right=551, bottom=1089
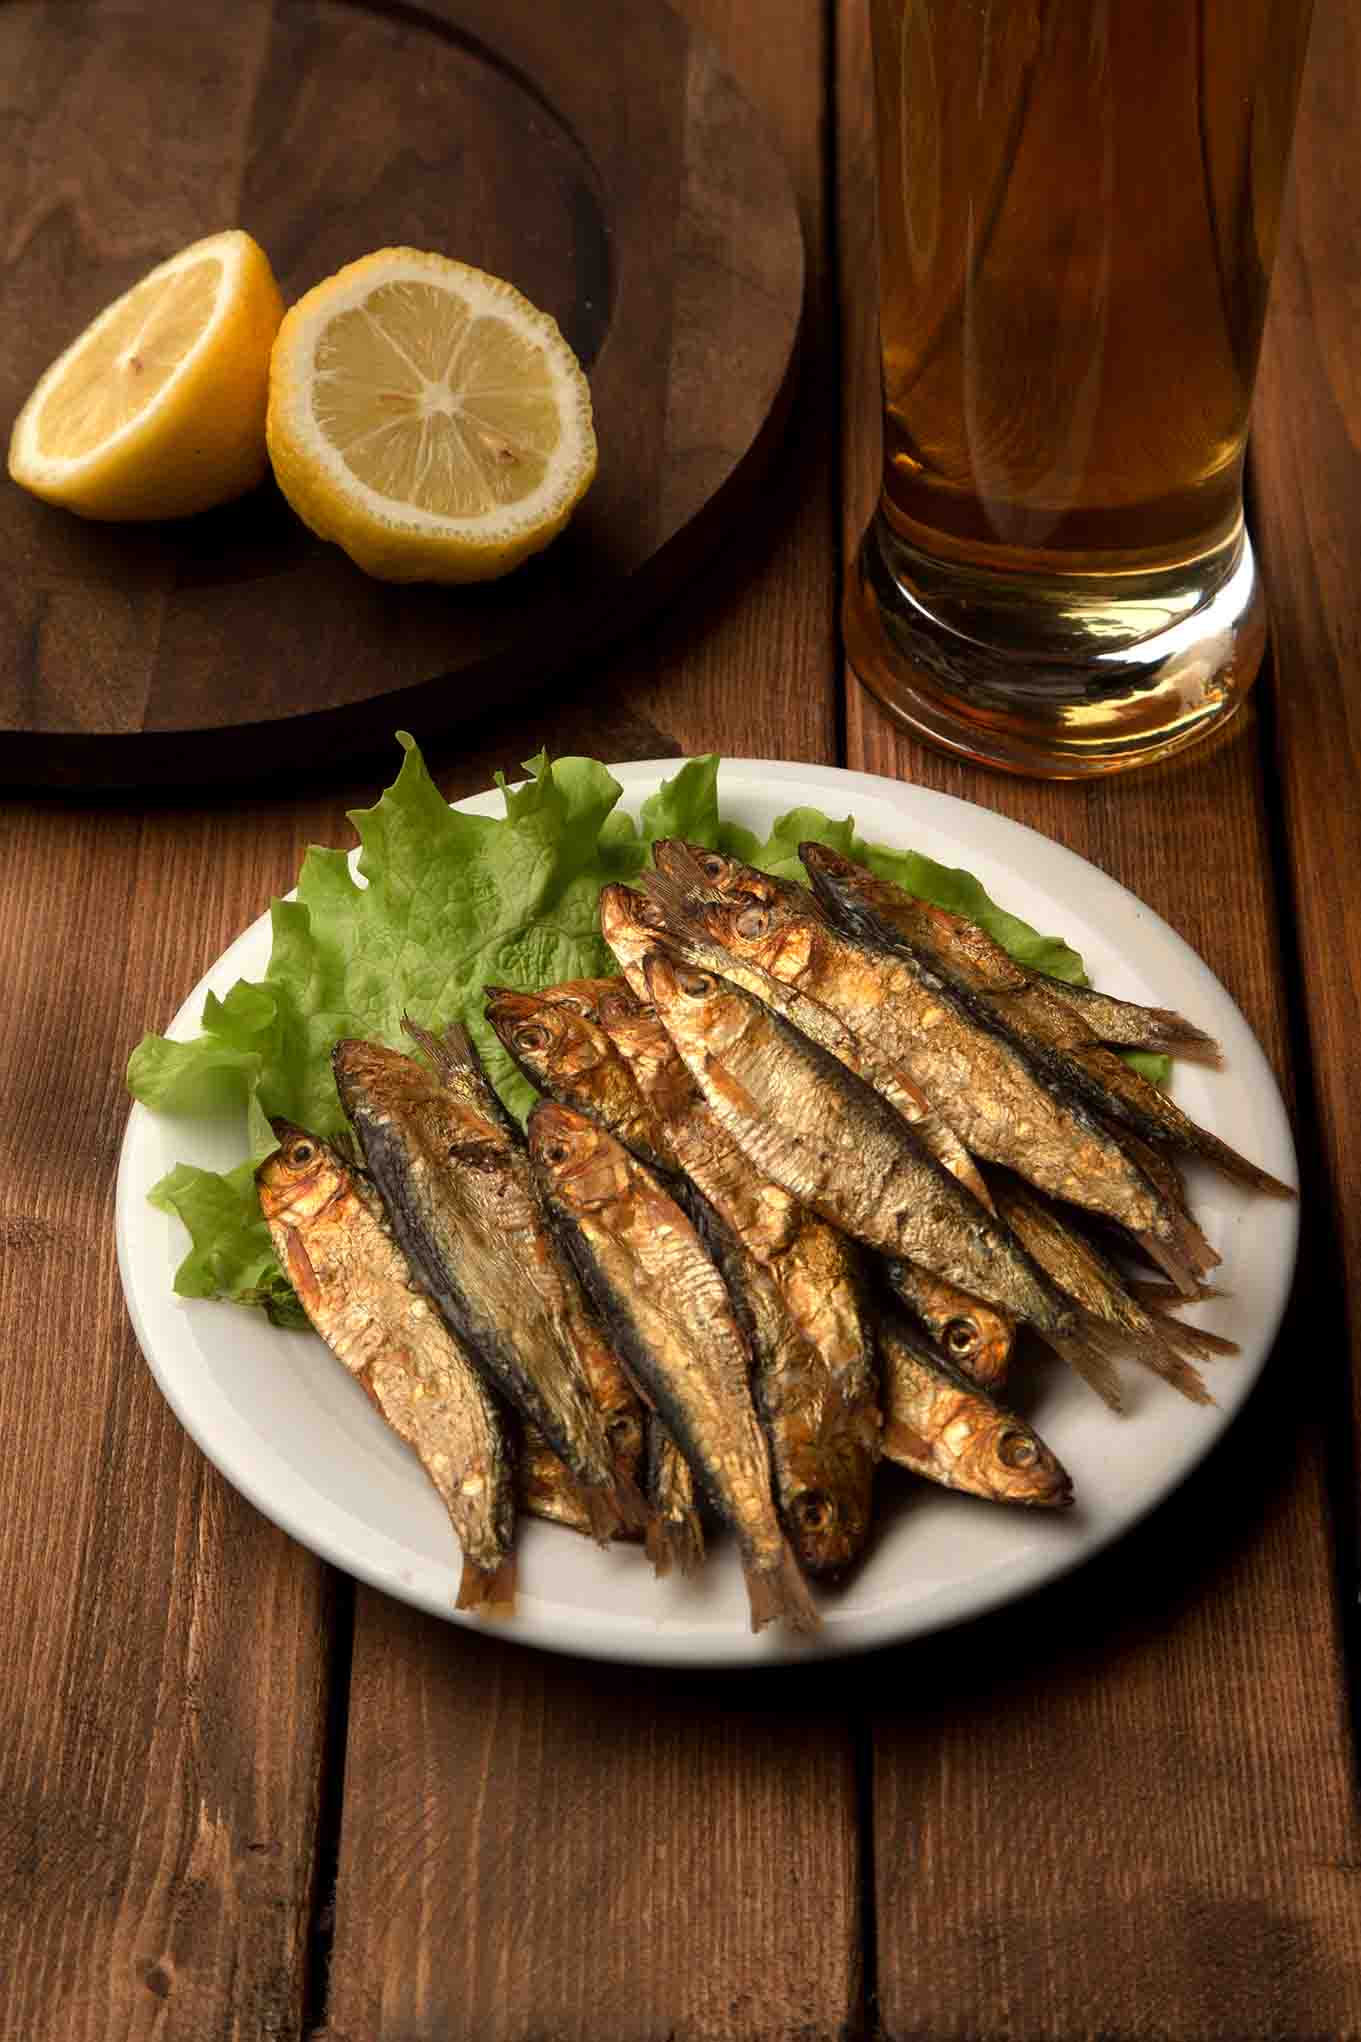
left=265, top=248, right=597, bottom=584
left=8, top=229, right=284, bottom=521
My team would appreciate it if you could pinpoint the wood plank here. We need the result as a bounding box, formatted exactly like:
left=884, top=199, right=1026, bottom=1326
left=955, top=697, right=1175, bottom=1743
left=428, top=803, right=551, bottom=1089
left=835, top=0, right=1361, bottom=2033
left=1251, top=0, right=1361, bottom=1496
left=321, top=3, right=857, bottom=2040
left=0, top=796, right=341, bottom=2042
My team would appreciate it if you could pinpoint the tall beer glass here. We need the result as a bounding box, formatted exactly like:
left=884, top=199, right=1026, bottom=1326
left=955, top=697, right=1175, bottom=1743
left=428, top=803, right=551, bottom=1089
left=845, top=0, right=1315, bottom=777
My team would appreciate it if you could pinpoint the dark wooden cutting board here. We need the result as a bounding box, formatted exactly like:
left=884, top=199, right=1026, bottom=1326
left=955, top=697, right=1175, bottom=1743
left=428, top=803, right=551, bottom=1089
left=0, top=0, right=804, bottom=786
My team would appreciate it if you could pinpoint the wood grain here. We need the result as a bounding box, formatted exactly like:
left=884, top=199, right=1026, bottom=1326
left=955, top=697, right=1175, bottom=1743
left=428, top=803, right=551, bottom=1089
left=837, top=0, right=1361, bottom=2034
left=1, top=0, right=802, bottom=788
left=1251, top=0, right=1361, bottom=1495
left=321, top=3, right=856, bottom=2039
left=0, top=797, right=343, bottom=2042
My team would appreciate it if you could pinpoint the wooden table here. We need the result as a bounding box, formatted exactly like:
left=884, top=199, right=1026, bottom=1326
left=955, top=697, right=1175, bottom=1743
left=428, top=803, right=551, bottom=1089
left=4, top=1, right=1360, bottom=2035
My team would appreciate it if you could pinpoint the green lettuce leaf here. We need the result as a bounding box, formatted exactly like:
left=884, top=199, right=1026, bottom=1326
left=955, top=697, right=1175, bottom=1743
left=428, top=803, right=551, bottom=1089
left=126, top=736, right=1153, bottom=1321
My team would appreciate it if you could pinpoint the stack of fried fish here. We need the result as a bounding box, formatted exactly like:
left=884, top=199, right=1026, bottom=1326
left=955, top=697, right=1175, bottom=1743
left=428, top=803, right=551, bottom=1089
left=256, top=841, right=1290, bottom=1634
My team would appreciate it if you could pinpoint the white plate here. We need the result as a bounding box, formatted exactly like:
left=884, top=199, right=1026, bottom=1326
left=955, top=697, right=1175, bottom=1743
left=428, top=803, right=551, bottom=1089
left=116, top=760, right=1298, bottom=1667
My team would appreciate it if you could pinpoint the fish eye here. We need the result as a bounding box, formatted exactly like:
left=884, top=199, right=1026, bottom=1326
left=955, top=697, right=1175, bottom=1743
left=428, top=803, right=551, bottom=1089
left=676, top=969, right=712, bottom=998
left=515, top=1024, right=551, bottom=1053
left=734, top=905, right=769, bottom=939
left=288, top=1140, right=316, bottom=1167
left=998, top=1430, right=1039, bottom=1469
left=793, top=1490, right=833, bottom=1534
left=701, top=854, right=727, bottom=879
left=542, top=1139, right=572, bottom=1166
left=944, top=1317, right=981, bottom=1359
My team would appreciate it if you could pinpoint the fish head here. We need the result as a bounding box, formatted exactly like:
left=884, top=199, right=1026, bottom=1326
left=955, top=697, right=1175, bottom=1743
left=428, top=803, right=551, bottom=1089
left=334, top=1036, right=506, bottom=1171
left=955, top=1409, right=1073, bottom=1508
left=332, top=1036, right=425, bottom=1119
left=643, top=877, right=823, bottom=990
left=650, top=839, right=785, bottom=907
left=783, top=1388, right=880, bottom=1577
left=799, top=844, right=883, bottom=931
left=593, top=991, right=694, bottom=1111
left=598, top=883, right=677, bottom=993
left=256, top=1119, right=347, bottom=1221
left=640, top=952, right=748, bottom=1059
left=802, top=842, right=1024, bottom=991
left=484, top=988, right=614, bottom=1093
left=937, top=1307, right=1014, bottom=1384
left=527, top=1101, right=632, bottom=1212
left=592, top=979, right=644, bottom=1030
left=540, top=978, right=625, bottom=1022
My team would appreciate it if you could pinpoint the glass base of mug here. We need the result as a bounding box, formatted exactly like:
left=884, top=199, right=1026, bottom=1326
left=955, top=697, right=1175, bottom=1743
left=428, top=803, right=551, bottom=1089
left=844, top=510, right=1268, bottom=778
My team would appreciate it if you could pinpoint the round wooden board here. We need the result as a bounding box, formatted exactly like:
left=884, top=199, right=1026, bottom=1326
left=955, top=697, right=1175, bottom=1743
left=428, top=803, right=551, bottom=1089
left=0, top=0, right=803, bottom=787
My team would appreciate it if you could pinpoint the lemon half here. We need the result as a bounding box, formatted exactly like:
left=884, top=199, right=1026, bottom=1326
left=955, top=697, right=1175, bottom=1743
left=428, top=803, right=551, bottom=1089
left=8, top=229, right=284, bottom=521
left=265, top=248, right=597, bottom=584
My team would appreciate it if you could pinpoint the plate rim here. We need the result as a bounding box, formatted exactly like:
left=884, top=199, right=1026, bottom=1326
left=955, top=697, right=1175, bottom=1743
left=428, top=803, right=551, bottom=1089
left=115, top=756, right=1300, bottom=1668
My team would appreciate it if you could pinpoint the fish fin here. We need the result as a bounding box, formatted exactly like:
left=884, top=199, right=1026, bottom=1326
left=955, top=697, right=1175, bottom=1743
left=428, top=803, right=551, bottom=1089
left=645, top=1510, right=706, bottom=1580
left=638, top=866, right=712, bottom=934
left=455, top=1551, right=517, bottom=1617
left=1138, top=1345, right=1214, bottom=1406
left=1043, top=1327, right=1125, bottom=1411
left=282, top=1229, right=322, bottom=1318
left=881, top=1419, right=935, bottom=1474
left=1180, top=1128, right=1296, bottom=1198
left=743, top=1540, right=821, bottom=1634
left=1125, top=1277, right=1226, bottom=1307
left=611, top=1466, right=653, bottom=1538
left=1084, top=1314, right=1215, bottom=1407
left=1145, top=1010, right=1223, bottom=1064
left=580, top=1482, right=625, bottom=1547
left=1141, top=1305, right=1241, bottom=1360
left=1131, top=1214, right=1220, bottom=1296
left=401, top=1013, right=457, bottom=1071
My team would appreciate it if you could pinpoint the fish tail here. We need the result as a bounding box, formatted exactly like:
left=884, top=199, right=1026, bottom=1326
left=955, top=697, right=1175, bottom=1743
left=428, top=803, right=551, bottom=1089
left=1148, top=1012, right=1223, bottom=1064
left=579, top=1482, right=625, bottom=1546
left=611, top=1465, right=653, bottom=1538
left=1043, top=1326, right=1125, bottom=1411
left=1090, top=1314, right=1215, bottom=1407
left=1132, top=1211, right=1221, bottom=1296
left=743, top=1539, right=821, bottom=1635
left=1141, top=1304, right=1241, bottom=1360
left=1182, top=1127, right=1296, bottom=1198
left=645, top=1510, right=706, bottom=1580
left=1126, top=1277, right=1225, bottom=1307
left=455, top=1551, right=517, bottom=1617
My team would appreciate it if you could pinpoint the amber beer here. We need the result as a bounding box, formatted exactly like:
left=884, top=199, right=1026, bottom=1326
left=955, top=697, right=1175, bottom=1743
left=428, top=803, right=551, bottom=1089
left=847, top=0, right=1315, bottom=775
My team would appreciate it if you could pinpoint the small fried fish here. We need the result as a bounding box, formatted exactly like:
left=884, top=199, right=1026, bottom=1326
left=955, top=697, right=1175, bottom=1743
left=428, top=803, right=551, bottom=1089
left=485, top=986, right=681, bottom=1178
left=257, top=1120, right=516, bottom=1612
left=877, top=1307, right=1073, bottom=1508
left=882, top=1259, right=1016, bottom=1392
left=333, top=1031, right=647, bottom=1543
left=528, top=1102, right=819, bottom=1633
left=592, top=922, right=881, bottom=1576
